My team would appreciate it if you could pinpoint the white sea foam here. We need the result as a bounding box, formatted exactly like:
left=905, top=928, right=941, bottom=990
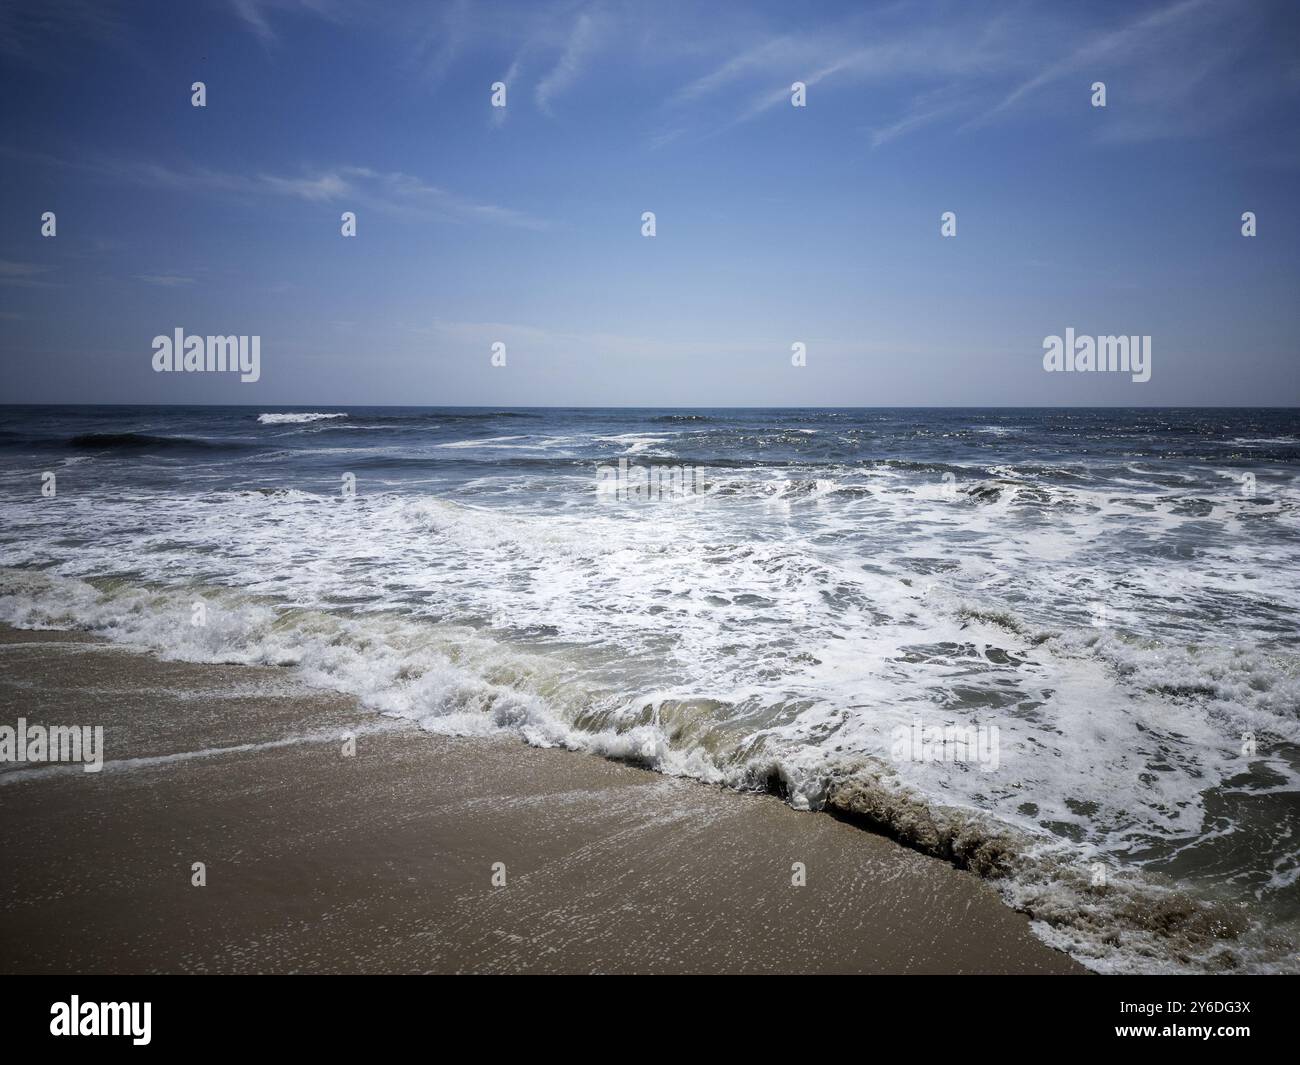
left=257, top=412, right=348, bottom=424
left=435, top=435, right=530, bottom=448
left=1, top=428, right=1297, bottom=973
left=597, top=432, right=675, bottom=455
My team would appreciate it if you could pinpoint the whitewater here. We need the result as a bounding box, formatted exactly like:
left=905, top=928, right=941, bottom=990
left=1, top=405, right=1296, bottom=973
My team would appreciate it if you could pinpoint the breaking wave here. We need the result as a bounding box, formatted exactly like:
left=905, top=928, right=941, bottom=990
left=1, top=564, right=1296, bottom=975
left=2, top=404, right=1298, bottom=974
left=257, top=412, right=348, bottom=424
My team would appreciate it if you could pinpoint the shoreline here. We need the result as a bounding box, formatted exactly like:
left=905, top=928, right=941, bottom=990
left=0, top=623, right=1085, bottom=974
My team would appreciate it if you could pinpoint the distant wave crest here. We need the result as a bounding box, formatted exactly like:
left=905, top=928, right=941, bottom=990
left=257, top=412, right=348, bottom=425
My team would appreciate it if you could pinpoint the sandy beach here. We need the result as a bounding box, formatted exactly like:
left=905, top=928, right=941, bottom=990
left=0, top=624, right=1084, bottom=974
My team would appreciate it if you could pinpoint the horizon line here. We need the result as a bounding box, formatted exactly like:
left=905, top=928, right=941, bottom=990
left=2, top=403, right=1298, bottom=412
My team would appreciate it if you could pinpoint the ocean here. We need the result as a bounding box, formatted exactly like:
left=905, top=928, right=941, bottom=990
left=1, top=404, right=1297, bottom=973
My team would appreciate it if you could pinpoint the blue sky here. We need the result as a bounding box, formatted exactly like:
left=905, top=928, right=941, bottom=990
left=1, top=0, right=1298, bottom=406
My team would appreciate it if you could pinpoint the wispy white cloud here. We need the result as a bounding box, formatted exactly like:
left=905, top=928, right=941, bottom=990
left=671, top=35, right=801, bottom=105
left=398, top=1, right=608, bottom=117
left=644, top=126, right=686, bottom=151
left=227, top=0, right=342, bottom=46
left=657, top=0, right=1288, bottom=151
left=337, top=166, right=549, bottom=229
left=229, top=0, right=274, bottom=44
left=869, top=97, right=962, bottom=148
left=971, top=0, right=1215, bottom=127
left=2, top=148, right=549, bottom=230
left=410, top=0, right=473, bottom=82
left=535, top=11, right=602, bottom=116
left=259, top=171, right=352, bottom=201
left=656, top=11, right=1020, bottom=147
left=134, top=274, right=195, bottom=287
left=0, top=260, right=59, bottom=288
left=729, top=45, right=884, bottom=124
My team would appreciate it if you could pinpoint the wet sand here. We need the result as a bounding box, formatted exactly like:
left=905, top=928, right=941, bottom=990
left=0, top=625, right=1085, bottom=973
